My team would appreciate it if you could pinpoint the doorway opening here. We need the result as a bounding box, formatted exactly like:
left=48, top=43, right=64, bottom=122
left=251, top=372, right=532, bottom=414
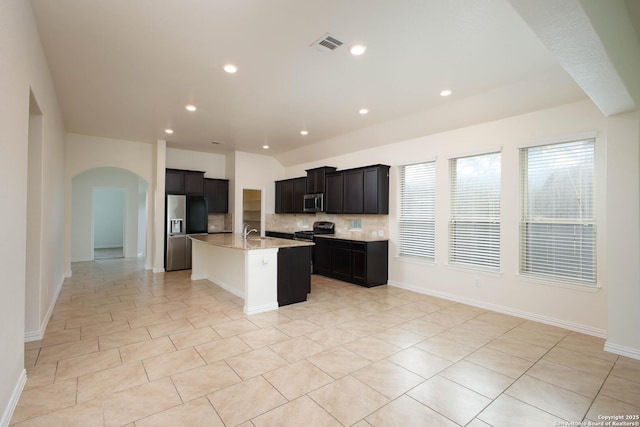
left=242, top=189, right=262, bottom=234
left=71, top=167, right=148, bottom=264
left=93, top=187, right=126, bottom=259
left=25, top=90, right=43, bottom=337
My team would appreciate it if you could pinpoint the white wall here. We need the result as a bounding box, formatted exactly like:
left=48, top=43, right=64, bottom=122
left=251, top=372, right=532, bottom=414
left=283, top=100, right=637, bottom=348
left=25, top=94, right=43, bottom=339
left=166, top=147, right=226, bottom=178
left=152, top=140, right=166, bottom=272
left=93, top=188, right=125, bottom=249
left=71, top=168, right=145, bottom=261
left=66, top=134, right=154, bottom=271
left=0, top=0, right=67, bottom=423
left=605, top=111, right=640, bottom=358
left=137, top=178, right=148, bottom=257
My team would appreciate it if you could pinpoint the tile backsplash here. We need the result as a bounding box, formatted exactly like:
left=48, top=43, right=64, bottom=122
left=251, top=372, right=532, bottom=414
left=266, top=213, right=389, bottom=237
left=208, top=213, right=232, bottom=232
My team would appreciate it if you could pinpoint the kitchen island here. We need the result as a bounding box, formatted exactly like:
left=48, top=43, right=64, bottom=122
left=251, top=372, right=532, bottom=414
left=189, top=234, right=314, bottom=315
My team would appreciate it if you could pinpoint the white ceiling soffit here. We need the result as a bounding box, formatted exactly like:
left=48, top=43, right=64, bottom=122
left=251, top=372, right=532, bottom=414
left=508, top=0, right=640, bottom=117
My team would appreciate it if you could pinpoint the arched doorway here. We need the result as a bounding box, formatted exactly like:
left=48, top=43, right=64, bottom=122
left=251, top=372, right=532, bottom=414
left=71, top=167, right=148, bottom=262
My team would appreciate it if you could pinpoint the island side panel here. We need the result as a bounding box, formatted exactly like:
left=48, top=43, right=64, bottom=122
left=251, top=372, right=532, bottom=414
left=191, top=238, right=245, bottom=299
left=243, top=248, right=279, bottom=315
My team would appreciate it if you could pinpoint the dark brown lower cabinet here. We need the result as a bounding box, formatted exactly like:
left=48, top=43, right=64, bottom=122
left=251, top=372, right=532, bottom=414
left=313, top=237, right=388, bottom=287
left=277, top=246, right=311, bottom=306
left=330, top=240, right=352, bottom=281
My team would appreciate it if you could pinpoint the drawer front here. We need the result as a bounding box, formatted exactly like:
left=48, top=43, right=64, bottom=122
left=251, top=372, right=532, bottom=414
left=351, top=242, right=367, bottom=252
left=329, top=239, right=352, bottom=250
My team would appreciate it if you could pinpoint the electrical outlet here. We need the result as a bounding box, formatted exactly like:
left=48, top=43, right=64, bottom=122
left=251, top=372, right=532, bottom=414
left=474, top=279, right=481, bottom=287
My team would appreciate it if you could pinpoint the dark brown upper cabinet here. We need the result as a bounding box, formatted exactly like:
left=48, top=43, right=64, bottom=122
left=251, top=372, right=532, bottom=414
left=184, top=171, right=204, bottom=195
left=343, top=169, right=364, bottom=213
left=165, top=169, right=185, bottom=195
left=293, top=177, right=306, bottom=213
left=363, top=165, right=390, bottom=214
left=305, top=166, right=336, bottom=194
left=275, top=176, right=307, bottom=214
left=325, top=165, right=389, bottom=214
left=324, top=172, right=344, bottom=214
left=203, top=178, right=229, bottom=213
left=166, top=169, right=205, bottom=196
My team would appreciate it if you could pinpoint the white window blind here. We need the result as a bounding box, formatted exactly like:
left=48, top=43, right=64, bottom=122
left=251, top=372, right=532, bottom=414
left=398, top=162, right=436, bottom=260
left=449, top=152, right=501, bottom=269
left=520, top=139, right=596, bottom=284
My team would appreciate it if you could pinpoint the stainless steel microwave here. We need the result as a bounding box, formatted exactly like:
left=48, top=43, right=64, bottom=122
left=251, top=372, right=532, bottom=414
left=303, top=193, right=323, bottom=212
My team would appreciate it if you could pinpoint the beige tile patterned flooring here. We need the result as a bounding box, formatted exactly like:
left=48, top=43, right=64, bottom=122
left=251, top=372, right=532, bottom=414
left=11, top=258, right=640, bottom=426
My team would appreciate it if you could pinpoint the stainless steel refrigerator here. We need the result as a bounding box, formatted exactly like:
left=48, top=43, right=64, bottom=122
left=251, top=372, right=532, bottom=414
left=166, top=195, right=208, bottom=271
left=166, top=195, right=187, bottom=271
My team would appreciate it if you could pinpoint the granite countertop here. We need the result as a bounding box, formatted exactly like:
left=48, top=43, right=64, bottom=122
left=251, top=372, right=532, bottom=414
left=314, top=232, right=389, bottom=243
left=189, top=233, right=314, bottom=250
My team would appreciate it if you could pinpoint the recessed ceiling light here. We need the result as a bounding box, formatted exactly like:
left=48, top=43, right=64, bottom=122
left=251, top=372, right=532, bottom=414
left=185, top=105, right=197, bottom=112
left=300, top=130, right=309, bottom=136
left=262, top=145, right=269, bottom=149
left=223, top=64, right=238, bottom=74
left=350, top=44, right=367, bottom=56
left=359, top=108, right=369, bottom=115
left=440, top=89, right=452, bottom=97
left=164, top=129, right=174, bottom=134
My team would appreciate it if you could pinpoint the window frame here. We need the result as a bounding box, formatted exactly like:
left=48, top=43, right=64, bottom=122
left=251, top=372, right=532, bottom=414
left=397, top=161, right=436, bottom=262
left=448, top=151, right=502, bottom=271
left=519, top=138, right=597, bottom=286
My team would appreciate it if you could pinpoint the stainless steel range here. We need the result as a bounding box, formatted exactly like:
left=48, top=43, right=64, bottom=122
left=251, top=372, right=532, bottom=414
left=293, top=221, right=335, bottom=241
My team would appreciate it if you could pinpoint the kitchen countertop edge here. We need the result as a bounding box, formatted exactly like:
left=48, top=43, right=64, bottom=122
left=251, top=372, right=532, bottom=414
left=190, top=233, right=314, bottom=250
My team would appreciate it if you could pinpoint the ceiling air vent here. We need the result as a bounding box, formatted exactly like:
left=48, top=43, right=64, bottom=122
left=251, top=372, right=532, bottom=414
left=311, top=33, right=344, bottom=52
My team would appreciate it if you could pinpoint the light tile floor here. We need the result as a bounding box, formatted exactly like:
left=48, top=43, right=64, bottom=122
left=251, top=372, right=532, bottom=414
left=11, top=258, right=640, bottom=426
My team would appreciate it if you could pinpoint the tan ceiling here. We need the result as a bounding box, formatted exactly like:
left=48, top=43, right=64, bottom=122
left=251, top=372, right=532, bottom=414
left=29, top=0, right=638, bottom=165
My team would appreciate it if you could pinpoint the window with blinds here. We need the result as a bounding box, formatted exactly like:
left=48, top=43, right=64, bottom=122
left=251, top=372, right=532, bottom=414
left=398, top=161, right=436, bottom=260
left=449, top=152, right=501, bottom=269
left=520, top=139, right=596, bottom=284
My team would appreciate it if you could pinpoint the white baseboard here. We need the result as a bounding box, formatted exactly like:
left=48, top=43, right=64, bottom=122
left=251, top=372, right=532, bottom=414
left=0, top=369, right=26, bottom=427
left=152, top=267, right=165, bottom=273
left=388, top=280, right=607, bottom=339
left=604, top=341, right=640, bottom=360
left=245, top=302, right=279, bottom=316
left=24, top=274, right=65, bottom=342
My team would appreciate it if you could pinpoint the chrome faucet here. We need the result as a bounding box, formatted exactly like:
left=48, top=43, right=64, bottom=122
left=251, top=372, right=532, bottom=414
left=243, top=224, right=258, bottom=239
